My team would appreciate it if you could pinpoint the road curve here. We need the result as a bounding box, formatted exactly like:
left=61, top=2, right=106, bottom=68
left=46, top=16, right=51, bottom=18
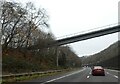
left=25, top=67, right=119, bottom=84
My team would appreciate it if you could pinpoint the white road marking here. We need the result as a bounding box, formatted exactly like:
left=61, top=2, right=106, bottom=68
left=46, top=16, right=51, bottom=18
left=106, top=71, right=118, bottom=79
left=106, top=72, right=109, bottom=74
left=41, top=68, right=86, bottom=84
left=87, top=76, right=90, bottom=78
left=114, top=75, right=118, bottom=79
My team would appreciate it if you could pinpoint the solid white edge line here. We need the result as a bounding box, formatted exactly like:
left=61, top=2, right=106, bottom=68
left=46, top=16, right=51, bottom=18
left=41, top=68, right=86, bottom=84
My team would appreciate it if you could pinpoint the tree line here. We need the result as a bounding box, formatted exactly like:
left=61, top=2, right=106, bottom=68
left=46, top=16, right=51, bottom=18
left=1, top=1, right=82, bottom=74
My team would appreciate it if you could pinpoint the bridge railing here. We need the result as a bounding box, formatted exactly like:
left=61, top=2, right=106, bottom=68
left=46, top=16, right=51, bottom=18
left=56, top=23, right=119, bottom=40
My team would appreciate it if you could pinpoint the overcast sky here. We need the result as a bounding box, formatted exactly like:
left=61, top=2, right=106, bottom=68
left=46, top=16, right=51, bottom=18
left=8, top=0, right=119, bottom=57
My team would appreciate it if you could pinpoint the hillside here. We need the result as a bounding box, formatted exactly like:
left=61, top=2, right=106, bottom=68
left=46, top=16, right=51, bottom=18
left=82, top=41, right=119, bottom=69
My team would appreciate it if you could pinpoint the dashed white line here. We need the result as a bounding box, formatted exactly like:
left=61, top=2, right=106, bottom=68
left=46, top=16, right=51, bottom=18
left=106, top=71, right=118, bottom=79
left=87, top=76, right=90, bottom=79
left=106, top=69, right=120, bottom=72
left=106, top=72, right=109, bottom=74
left=114, top=75, right=118, bottom=79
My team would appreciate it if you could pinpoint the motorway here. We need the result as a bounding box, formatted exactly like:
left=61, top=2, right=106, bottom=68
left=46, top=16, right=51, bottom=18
left=26, top=67, right=119, bottom=84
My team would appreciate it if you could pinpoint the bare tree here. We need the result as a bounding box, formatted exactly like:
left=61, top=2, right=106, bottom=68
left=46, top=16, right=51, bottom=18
left=1, top=1, right=49, bottom=49
left=24, top=2, right=49, bottom=48
left=1, top=2, right=26, bottom=49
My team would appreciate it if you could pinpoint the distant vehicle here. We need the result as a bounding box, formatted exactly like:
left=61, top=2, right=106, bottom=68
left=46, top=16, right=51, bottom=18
left=92, top=66, right=105, bottom=76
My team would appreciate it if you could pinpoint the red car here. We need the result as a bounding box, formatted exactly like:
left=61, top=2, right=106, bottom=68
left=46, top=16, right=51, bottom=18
left=92, top=66, right=105, bottom=76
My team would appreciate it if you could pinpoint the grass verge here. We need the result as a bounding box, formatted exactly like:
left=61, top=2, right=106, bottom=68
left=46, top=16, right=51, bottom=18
left=2, top=68, right=82, bottom=84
